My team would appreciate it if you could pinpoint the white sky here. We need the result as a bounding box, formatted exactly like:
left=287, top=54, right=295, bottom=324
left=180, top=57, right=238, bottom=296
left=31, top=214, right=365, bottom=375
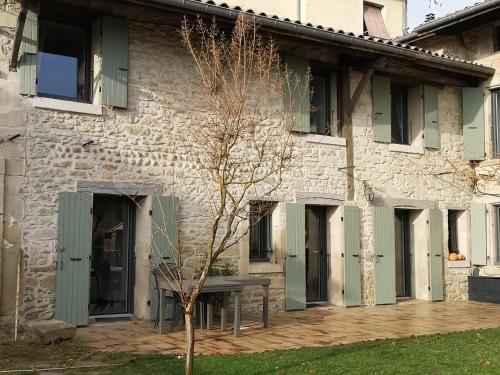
left=407, top=0, right=483, bottom=31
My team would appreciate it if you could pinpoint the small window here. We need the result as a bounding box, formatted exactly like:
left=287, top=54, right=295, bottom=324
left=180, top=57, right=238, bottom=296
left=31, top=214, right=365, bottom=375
left=448, top=210, right=460, bottom=254
left=391, top=84, right=410, bottom=145
left=38, top=4, right=94, bottom=102
left=249, top=201, right=277, bottom=262
left=495, top=206, right=500, bottom=263
left=492, top=89, right=500, bottom=158
left=448, top=209, right=467, bottom=258
left=310, top=67, right=340, bottom=136
left=363, top=3, right=390, bottom=39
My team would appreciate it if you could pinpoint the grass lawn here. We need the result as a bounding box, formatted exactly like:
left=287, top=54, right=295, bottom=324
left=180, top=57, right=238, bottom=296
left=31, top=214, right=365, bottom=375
left=3, top=329, right=500, bottom=374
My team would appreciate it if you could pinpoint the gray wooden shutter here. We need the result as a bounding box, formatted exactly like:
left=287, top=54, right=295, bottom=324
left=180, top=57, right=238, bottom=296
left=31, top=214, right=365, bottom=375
left=428, top=208, right=444, bottom=301
left=102, top=16, right=129, bottom=108
left=471, top=202, right=487, bottom=266
left=343, top=206, right=362, bottom=307
left=56, top=192, right=93, bottom=327
left=329, top=71, right=339, bottom=137
left=150, top=196, right=178, bottom=320
left=424, top=85, right=440, bottom=149
left=284, top=55, right=310, bottom=133
left=373, top=206, right=396, bottom=305
left=372, top=75, right=391, bottom=143
left=285, top=203, right=306, bottom=311
left=463, top=87, right=485, bottom=160
left=19, top=4, right=38, bottom=96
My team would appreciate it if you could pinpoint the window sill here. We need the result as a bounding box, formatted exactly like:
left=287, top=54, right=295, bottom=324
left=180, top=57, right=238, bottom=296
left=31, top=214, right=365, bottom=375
left=34, top=97, right=103, bottom=116
left=248, top=261, right=283, bottom=274
left=448, top=260, right=471, bottom=268
left=389, top=143, right=424, bottom=155
left=305, top=134, right=346, bottom=146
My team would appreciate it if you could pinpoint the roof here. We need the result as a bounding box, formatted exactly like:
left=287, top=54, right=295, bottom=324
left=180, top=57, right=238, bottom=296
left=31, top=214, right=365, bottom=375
left=140, top=0, right=493, bottom=79
left=398, top=0, right=500, bottom=43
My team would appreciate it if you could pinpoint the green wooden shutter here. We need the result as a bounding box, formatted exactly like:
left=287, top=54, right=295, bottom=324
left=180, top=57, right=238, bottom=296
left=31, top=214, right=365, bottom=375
left=329, top=72, right=339, bottom=137
left=284, top=55, right=310, bottom=133
left=372, top=75, right=391, bottom=143
left=150, top=196, right=178, bottom=320
left=19, top=4, right=38, bottom=96
left=55, top=192, right=93, bottom=327
left=373, top=206, right=396, bottom=305
left=471, top=202, right=487, bottom=266
left=285, top=203, right=306, bottom=311
left=343, top=206, right=362, bottom=307
left=463, top=87, right=485, bottom=160
left=428, top=208, right=444, bottom=301
left=102, top=16, right=129, bottom=108
left=424, top=85, right=440, bottom=149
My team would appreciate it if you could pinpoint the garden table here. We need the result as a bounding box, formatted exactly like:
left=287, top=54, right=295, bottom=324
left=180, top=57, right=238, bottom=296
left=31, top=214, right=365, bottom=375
left=156, top=274, right=271, bottom=337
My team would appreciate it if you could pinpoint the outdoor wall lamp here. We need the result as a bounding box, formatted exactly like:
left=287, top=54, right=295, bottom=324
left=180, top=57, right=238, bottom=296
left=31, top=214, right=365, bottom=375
left=363, top=181, right=375, bottom=202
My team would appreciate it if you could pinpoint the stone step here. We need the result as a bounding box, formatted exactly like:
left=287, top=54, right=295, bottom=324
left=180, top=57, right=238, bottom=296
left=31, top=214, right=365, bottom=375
left=26, top=319, right=76, bottom=344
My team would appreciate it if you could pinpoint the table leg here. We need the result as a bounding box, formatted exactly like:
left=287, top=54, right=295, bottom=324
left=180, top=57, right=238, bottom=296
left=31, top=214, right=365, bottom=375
left=263, top=285, right=269, bottom=328
left=220, top=305, right=227, bottom=331
left=234, top=291, right=241, bottom=338
left=159, top=288, right=165, bottom=334
left=207, top=302, right=213, bottom=330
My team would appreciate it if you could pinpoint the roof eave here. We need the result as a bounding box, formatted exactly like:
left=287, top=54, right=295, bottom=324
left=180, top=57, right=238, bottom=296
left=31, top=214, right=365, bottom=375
left=129, top=0, right=494, bottom=79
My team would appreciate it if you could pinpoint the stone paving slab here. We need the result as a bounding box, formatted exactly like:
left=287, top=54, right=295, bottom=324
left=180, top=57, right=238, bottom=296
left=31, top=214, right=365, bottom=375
left=77, top=301, right=500, bottom=356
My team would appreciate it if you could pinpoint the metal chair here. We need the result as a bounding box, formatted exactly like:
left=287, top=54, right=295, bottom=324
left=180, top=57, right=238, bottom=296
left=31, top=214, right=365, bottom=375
left=151, top=270, right=183, bottom=332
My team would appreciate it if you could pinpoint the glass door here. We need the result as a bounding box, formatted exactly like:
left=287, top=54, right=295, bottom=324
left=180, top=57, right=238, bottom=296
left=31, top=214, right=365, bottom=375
left=395, top=209, right=411, bottom=298
left=89, top=195, right=135, bottom=316
left=305, top=206, right=327, bottom=303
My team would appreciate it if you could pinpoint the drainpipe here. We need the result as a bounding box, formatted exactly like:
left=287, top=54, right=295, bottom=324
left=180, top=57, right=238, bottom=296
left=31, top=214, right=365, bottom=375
left=298, top=0, right=306, bottom=23
left=402, top=0, right=408, bottom=34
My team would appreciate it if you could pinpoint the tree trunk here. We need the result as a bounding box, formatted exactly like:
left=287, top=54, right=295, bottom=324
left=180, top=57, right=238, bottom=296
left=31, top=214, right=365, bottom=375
left=185, top=310, right=195, bottom=375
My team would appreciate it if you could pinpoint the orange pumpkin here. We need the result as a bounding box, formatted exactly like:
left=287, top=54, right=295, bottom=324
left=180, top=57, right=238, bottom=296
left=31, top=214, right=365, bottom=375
left=460, top=254, right=466, bottom=261
left=449, top=253, right=459, bottom=261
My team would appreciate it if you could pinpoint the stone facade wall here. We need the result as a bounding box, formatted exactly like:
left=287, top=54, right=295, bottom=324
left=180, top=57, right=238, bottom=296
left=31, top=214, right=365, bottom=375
left=0, top=0, right=479, bottom=325
left=415, top=24, right=500, bottom=281
left=0, top=0, right=26, bottom=328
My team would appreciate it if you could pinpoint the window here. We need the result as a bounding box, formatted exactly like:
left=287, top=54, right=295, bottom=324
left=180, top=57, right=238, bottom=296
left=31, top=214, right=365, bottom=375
left=496, top=206, right=500, bottom=263
left=448, top=210, right=460, bottom=254
left=492, top=89, right=500, bottom=158
left=391, top=84, right=410, bottom=145
left=310, top=67, right=339, bottom=136
left=363, top=3, right=390, bottom=39
left=38, top=6, right=93, bottom=102
left=249, top=201, right=276, bottom=261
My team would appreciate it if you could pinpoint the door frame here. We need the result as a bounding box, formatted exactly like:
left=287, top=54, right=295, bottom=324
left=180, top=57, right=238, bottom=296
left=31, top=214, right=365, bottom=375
left=89, top=194, right=137, bottom=317
left=395, top=209, right=412, bottom=298
left=305, top=205, right=328, bottom=305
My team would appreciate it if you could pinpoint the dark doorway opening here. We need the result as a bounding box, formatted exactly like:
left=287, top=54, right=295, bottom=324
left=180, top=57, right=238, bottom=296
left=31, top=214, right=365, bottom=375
left=89, top=195, right=136, bottom=316
left=395, top=209, right=412, bottom=298
left=305, top=206, right=328, bottom=304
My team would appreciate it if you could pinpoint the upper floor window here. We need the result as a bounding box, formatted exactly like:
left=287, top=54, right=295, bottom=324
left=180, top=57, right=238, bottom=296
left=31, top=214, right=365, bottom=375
left=38, top=18, right=90, bottom=101
left=492, top=89, right=500, bottom=158
left=310, top=66, right=340, bottom=136
left=363, top=2, right=390, bottom=39
left=391, top=84, right=410, bottom=145
left=249, top=201, right=277, bottom=262
left=18, top=1, right=129, bottom=108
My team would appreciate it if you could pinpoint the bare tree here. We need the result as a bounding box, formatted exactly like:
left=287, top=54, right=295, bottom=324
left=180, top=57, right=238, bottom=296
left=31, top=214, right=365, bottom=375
left=150, top=15, right=305, bottom=375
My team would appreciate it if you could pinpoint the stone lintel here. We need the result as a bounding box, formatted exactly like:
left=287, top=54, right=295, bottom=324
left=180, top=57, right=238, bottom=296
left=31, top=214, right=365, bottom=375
left=373, top=197, right=437, bottom=210
left=77, top=180, right=164, bottom=196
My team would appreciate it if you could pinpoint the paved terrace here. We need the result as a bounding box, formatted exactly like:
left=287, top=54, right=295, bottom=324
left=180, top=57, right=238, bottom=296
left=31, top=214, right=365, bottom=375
left=78, top=301, right=500, bottom=356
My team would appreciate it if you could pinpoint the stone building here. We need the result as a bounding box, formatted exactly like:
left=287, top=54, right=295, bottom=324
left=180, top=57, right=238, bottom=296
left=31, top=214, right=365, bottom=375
left=399, top=0, right=500, bottom=292
left=0, top=0, right=495, bottom=330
